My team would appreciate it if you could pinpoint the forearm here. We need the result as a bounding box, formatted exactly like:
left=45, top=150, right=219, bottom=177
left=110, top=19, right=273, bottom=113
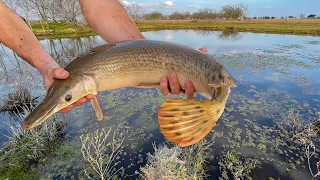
left=79, top=0, right=144, bottom=43
left=0, top=2, right=57, bottom=75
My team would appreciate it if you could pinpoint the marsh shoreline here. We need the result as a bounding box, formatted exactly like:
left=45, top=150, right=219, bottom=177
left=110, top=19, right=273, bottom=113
left=32, top=19, right=320, bottom=40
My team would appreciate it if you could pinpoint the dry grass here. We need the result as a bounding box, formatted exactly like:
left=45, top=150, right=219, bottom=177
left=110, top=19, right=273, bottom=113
left=136, top=19, right=320, bottom=35
left=0, top=86, right=67, bottom=178
left=0, top=110, right=66, bottom=176
left=140, top=135, right=215, bottom=180
left=29, top=19, right=320, bottom=38
left=80, top=123, right=128, bottom=180
left=0, top=87, right=38, bottom=115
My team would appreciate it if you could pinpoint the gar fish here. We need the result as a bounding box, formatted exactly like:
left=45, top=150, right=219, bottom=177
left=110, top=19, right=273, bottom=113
left=21, top=40, right=236, bottom=147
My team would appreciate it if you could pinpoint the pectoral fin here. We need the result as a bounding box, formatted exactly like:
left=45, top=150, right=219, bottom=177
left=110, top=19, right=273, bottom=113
left=91, top=96, right=103, bottom=121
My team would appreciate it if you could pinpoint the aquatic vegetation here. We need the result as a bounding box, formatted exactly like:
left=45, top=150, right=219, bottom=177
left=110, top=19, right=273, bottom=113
left=0, top=115, right=66, bottom=179
left=276, top=109, right=318, bottom=145
left=276, top=109, right=320, bottom=178
left=80, top=123, right=129, bottom=180
left=218, top=150, right=261, bottom=180
left=0, top=87, right=38, bottom=115
left=0, top=32, right=319, bottom=179
left=140, top=135, right=215, bottom=180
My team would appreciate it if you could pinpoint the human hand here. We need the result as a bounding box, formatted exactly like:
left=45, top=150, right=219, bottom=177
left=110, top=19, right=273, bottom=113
left=159, top=47, right=207, bottom=100
left=41, top=64, right=95, bottom=113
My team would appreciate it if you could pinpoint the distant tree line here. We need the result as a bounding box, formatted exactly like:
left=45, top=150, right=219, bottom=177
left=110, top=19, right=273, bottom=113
left=3, top=0, right=84, bottom=30
left=3, top=0, right=318, bottom=30
left=121, top=2, right=318, bottom=21
left=253, top=14, right=317, bottom=20
left=141, top=3, right=248, bottom=20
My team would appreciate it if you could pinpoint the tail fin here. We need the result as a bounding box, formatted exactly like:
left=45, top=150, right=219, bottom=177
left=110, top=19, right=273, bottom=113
left=158, top=98, right=225, bottom=147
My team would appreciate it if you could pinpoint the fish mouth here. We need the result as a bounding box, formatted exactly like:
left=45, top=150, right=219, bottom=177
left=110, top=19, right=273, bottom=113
left=21, top=102, right=65, bottom=130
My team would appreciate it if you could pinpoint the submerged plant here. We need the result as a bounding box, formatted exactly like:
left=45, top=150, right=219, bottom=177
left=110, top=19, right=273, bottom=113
left=218, top=150, right=261, bottom=180
left=276, top=109, right=320, bottom=178
left=80, top=123, right=127, bottom=180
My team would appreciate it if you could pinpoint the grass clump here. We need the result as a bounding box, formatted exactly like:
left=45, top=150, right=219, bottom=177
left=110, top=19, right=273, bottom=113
left=0, top=87, right=38, bottom=115
left=0, top=116, right=66, bottom=179
left=0, top=86, right=67, bottom=179
left=140, top=135, right=215, bottom=180
left=80, top=123, right=128, bottom=180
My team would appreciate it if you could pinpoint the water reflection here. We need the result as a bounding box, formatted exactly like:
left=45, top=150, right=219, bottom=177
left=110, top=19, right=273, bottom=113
left=218, top=31, right=242, bottom=41
left=194, top=30, right=243, bottom=41
left=45, top=36, right=106, bottom=67
left=0, top=36, right=106, bottom=85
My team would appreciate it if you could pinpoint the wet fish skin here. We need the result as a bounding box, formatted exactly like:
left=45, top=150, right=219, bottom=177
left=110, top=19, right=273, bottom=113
left=21, top=39, right=236, bottom=147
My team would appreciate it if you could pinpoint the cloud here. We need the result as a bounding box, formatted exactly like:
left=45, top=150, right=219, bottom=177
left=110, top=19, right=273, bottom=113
left=120, top=0, right=154, bottom=8
left=162, top=1, right=174, bottom=6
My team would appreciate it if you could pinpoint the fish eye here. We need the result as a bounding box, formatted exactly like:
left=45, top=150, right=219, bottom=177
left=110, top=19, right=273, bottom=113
left=65, top=95, right=72, bottom=102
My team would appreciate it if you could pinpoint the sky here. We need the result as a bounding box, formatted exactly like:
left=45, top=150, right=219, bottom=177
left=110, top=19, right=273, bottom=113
left=121, top=0, right=320, bottom=17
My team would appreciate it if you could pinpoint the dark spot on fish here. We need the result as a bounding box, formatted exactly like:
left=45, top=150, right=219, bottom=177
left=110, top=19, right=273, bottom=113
left=196, top=106, right=201, bottom=109
left=175, top=132, right=182, bottom=136
left=163, top=115, right=174, bottom=117
left=203, top=120, right=208, bottom=124
left=20, top=38, right=23, bottom=41
left=216, top=109, right=220, bottom=114
left=171, top=108, right=179, bottom=111
left=199, top=109, right=204, bottom=113
left=183, top=112, right=189, bottom=115
left=162, top=127, right=174, bottom=130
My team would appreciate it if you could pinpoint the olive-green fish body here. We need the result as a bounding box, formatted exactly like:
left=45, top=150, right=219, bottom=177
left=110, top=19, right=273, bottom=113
left=22, top=40, right=236, bottom=147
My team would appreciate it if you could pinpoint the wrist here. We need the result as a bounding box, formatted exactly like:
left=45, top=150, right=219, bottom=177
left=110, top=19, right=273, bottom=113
left=34, top=55, right=59, bottom=77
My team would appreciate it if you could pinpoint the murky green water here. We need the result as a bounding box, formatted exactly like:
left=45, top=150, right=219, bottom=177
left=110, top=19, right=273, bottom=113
left=0, top=30, right=319, bottom=179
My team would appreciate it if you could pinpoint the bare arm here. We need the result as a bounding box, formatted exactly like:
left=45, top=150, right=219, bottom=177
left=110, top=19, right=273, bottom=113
left=0, top=2, right=75, bottom=112
left=78, top=0, right=144, bottom=43
left=0, top=2, right=61, bottom=78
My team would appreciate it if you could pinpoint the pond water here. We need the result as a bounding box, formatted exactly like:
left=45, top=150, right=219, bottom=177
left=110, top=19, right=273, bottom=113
left=0, top=30, right=319, bottom=179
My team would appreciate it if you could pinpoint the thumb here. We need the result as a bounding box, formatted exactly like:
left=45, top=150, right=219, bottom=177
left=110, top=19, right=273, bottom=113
left=53, top=67, right=69, bottom=79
